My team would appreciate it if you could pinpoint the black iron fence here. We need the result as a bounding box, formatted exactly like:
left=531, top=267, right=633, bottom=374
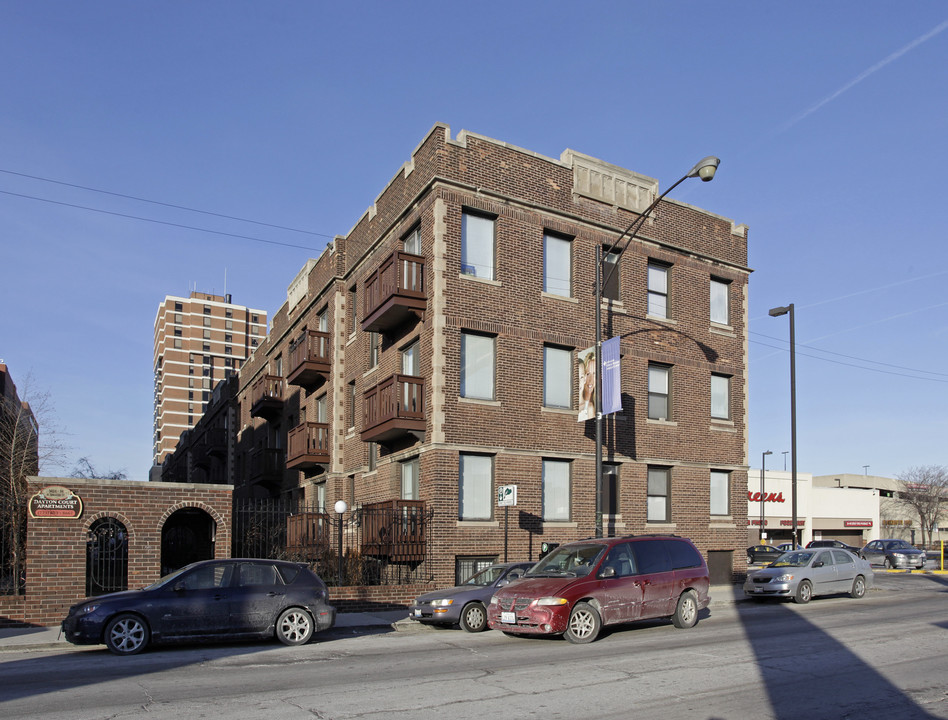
left=232, top=498, right=434, bottom=587
left=0, top=499, right=26, bottom=596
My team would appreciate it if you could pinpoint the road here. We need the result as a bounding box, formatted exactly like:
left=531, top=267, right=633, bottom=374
left=1, top=573, right=946, bottom=720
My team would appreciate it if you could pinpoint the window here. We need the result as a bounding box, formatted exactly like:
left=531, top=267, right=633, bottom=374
left=225, top=309, right=232, bottom=318
left=252, top=314, right=259, bottom=324
left=456, top=556, right=497, bottom=586
left=401, top=340, right=419, bottom=375
left=174, top=313, right=182, bottom=324
left=543, top=345, right=571, bottom=408
left=647, top=467, right=671, bottom=523
left=648, top=364, right=671, bottom=420
left=203, top=329, right=211, bottom=340
left=316, top=394, right=328, bottom=423
left=203, top=316, right=211, bottom=327
left=225, top=334, right=232, bottom=343
left=602, top=463, right=620, bottom=516
left=173, top=338, right=182, bottom=349
left=543, top=233, right=571, bottom=297
left=602, top=248, right=620, bottom=301
left=225, top=319, right=233, bottom=331
left=647, top=262, right=669, bottom=318
left=711, top=374, right=730, bottom=420
left=542, top=460, right=571, bottom=521
left=204, top=305, right=211, bottom=315
left=202, top=343, right=210, bottom=352
left=710, top=470, right=729, bottom=515
left=461, top=211, right=495, bottom=279
left=349, top=286, right=358, bottom=334
left=348, top=381, right=356, bottom=429
left=401, top=458, right=419, bottom=500
left=317, top=308, right=328, bottom=332
left=461, top=332, right=494, bottom=400
left=174, top=328, right=182, bottom=337
left=404, top=226, right=422, bottom=255
left=369, top=332, right=380, bottom=369
left=274, top=355, right=283, bottom=377
left=459, top=454, right=492, bottom=520
left=174, top=302, right=182, bottom=312
left=710, top=278, right=730, bottom=325
left=316, top=482, right=326, bottom=512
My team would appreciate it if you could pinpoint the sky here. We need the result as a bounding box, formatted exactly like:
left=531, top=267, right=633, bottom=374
left=2, top=2, right=946, bottom=482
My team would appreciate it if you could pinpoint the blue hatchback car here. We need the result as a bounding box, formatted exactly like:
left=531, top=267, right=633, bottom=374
left=409, top=562, right=534, bottom=632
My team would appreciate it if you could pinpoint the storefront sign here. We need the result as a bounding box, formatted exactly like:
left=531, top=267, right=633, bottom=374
left=29, top=485, right=83, bottom=519
left=779, top=519, right=805, bottom=527
left=844, top=520, right=872, bottom=528
left=747, top=491, right=786, bottom=503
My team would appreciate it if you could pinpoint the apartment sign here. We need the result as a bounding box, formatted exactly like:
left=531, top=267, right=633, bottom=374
left=29, top=485, right=83, bottom=519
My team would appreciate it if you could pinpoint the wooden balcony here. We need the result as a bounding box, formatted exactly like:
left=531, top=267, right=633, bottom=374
left=287, top=329, right=331, bottom=389
left=286, top=511, right=331, bottom=557
left=360, top=500, right=426, bottom=562
left=286, top=422, right=330, bottom=471
left=362, top=250, right=426, bottom=333
left=249, top=447, right=284, bottom=488
left=361, top=374, right=425, bottom=445
left=250, top=375, right=284, bottom=420
left=206, top=427, right=228, bottom=459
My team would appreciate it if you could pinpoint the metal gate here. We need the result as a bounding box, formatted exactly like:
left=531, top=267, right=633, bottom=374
left=86, top=517, right=128, bottom=596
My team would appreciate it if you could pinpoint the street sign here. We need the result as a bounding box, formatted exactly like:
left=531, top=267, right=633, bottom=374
left=497, top=484, right=517, bottom=507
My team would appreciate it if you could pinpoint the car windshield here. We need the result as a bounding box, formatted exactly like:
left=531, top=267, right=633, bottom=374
left=526, top=544, right=605, bottom=577
left=142, top=565, right=193, bottom=590
left=884, top=540, right=912, bottom=550
left=463, top=565, right=507, bottom=586
left=770, top=551, right=815, bottom=568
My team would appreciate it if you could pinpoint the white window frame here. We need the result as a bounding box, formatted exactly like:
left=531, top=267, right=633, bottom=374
left=647, top=262, right=669, bottom=319
left=461, top=332, right=495, bottom=400
left=648, top=364, right=671, bottom=421
left=543, top=233, right=572, bottom=297
left=710, top=470, right=729, bottom=516
left=710, top=278, right=730, bottom=325
left=544, top=345, right=572, bottom=409
left=647, top=467, right=671, bottom=523
left=461, top=212, right=495, bottom=280
left=542, top=459, right=571, bottom=521
left=459, top=454, right=493, bottom=520
left=401, top=458, right=419, bottom=500
left=711, top=373, right=730, bottom=420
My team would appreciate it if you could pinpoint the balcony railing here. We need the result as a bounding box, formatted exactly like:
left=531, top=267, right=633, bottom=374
left=286, top=511, right=331, bottom=556
left=206, top=427, right=228, bottom=458
left=361, top=500, right=427, bottom=562
left=249, top=447, right=284, bottom=488
left=361, top=374, right=425, bottom=445
left=286, top=422, right=330, bottom=470
left=250, top=375, right=284, bottom=419
left=362, top=250, right=426, bottom=333
left=287, top=329, right=331, bottom=389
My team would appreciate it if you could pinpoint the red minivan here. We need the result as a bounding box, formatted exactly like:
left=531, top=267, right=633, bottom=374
left=487, top=535, right=710, bottom=643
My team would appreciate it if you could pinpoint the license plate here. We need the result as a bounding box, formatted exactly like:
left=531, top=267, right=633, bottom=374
left=413, top=609, right=422, bottom=617
left=501, top=611, right=516, bottom=624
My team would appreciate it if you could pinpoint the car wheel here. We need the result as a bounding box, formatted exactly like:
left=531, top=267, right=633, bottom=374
left=104, top=613, right=150, bottom=655
left=564, top=602, right=601, bottom=644
left=850, top=575, right=867, bottom=599
left=275, top=608, right=314, bottom=646
left=793, top=580, right=812, bottom=604
left=671, top=590, right=699, bottom=629
left=883, top=557, right=893, bottom=569
left=459, top=602, right=488, bottom=633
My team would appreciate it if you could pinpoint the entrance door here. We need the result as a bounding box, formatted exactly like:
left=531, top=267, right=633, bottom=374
left=161, top=508, right=216, bottom=575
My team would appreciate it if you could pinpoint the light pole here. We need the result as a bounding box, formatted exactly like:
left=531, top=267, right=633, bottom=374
left=594, top=156, right=720, bottom=537
left=334, top=500, right=348, bottom=585
left=768, top=303, right=798, bottom=546
left=760, top=450, right=772, bottom=542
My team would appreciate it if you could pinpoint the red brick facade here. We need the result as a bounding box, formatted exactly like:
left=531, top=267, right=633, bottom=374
left=0, top=477, right=232, bottom=626
left=234, top=125, right=750, bottom=586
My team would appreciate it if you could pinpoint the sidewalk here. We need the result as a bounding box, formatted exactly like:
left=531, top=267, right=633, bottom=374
left=0, top=583, right=747, bottom=653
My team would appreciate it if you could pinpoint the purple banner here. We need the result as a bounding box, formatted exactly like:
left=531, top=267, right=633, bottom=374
left=601, top=337, right=621, bottom=416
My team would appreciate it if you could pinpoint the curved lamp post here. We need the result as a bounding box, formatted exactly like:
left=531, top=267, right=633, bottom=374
left=594, top=156, right=721, bottom=538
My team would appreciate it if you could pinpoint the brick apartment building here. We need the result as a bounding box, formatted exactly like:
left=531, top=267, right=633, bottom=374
left=153, top=292, right=267, bottom=467
left=232, top=124, right=750, bottom=585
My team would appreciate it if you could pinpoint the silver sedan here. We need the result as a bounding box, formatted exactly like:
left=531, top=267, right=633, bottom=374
left=743, top=549, right=873, bottom=604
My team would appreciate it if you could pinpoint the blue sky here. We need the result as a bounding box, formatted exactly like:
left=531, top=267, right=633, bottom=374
left=2, top=2, right=946, bottom=481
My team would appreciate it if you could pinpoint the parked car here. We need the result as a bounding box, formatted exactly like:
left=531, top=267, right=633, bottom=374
left=777, top=542, right=804, bottom=552
left=806, top=539, right=861, bottom=554
left=487, top=535, right=710, bottom=644
left=62, top=558, right=336, bottom=655
left=409, top=561, right=534, bottom=632
left=744, top=548, right=873, bottom=603
left=859, top=539, right=927, bottom=569
left=747, top=544, right=785, bottom=565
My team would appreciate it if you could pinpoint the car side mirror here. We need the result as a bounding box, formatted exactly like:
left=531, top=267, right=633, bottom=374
left=173, top=581, right=187, bottom=592
left=496, top=578, right=509, bottom=587
left=600, top=566, right=616, bottom=578
left=813, top=561, right=823, bottom=568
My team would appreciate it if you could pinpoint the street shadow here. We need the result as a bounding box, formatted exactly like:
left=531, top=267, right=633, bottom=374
left=733, top=593, right=941, bottom=719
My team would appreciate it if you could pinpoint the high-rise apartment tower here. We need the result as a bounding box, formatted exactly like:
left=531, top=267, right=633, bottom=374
left=153, top=291, right=266, bottom=465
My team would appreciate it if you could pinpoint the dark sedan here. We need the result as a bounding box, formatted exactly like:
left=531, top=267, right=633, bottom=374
left=410, top=561, right=534, bottom=632
left=747, top=544, right=784, bottom=565
left=62, top=558, right=335, bottom=655
left=859, top=539, right=927, bottom=569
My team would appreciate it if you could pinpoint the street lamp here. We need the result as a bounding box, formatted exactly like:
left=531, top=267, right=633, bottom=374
left=594, top=156, right=720, bottom=537
left=334, top=500, right=348, bottom=585
left=768, top=303, right=798, bottom=546
left=760, top=450, right=772, bottom=542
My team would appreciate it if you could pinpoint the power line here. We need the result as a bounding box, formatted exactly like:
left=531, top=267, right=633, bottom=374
left=0, top=189, right=326, bottom=252
left=0, top=167, right=333, bottom=239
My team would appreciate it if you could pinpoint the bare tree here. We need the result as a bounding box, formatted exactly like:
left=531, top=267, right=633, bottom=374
left=71, top=457, right=128, bottom=481
left=0, top=373, right=68, bottom=594
left=895, top=465, right=948, bottom=548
